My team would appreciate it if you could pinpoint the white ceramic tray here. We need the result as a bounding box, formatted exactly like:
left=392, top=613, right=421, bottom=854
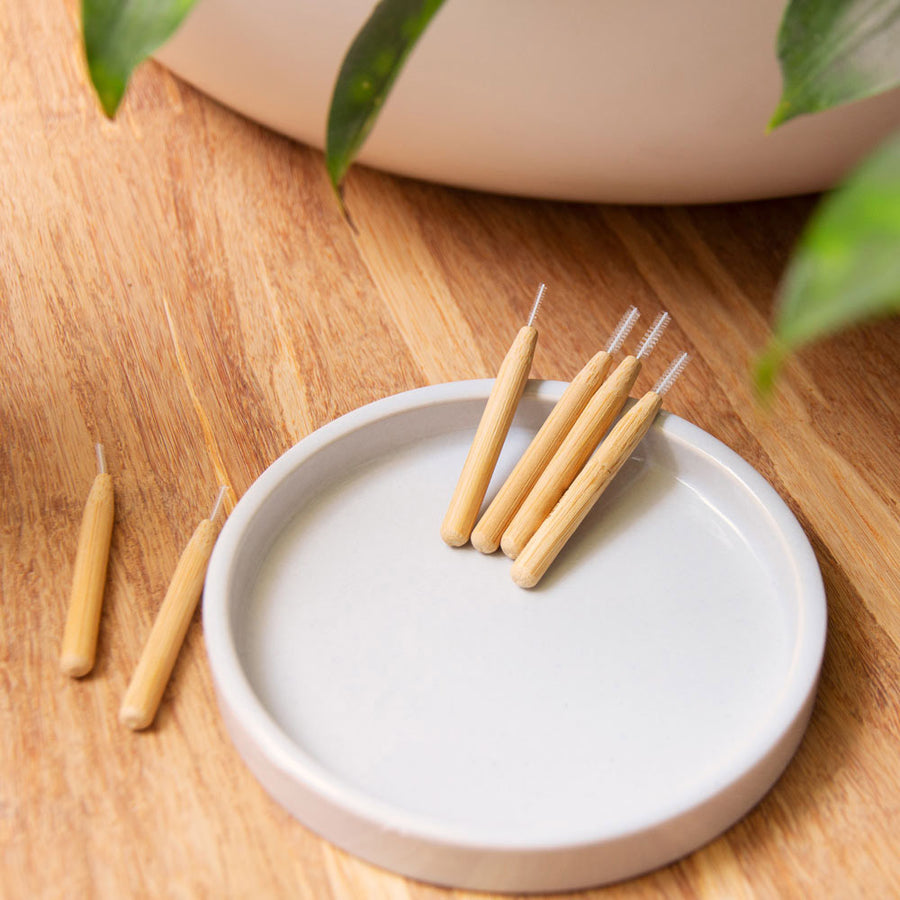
left=203, top=380, right=826, bottom=893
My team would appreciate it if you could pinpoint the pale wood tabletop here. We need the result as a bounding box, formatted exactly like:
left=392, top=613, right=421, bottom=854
left=4, top=3, right=900, bottom=898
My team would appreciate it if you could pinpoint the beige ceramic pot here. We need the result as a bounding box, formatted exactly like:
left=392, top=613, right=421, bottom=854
left=158, top=0, right=900, bottom=202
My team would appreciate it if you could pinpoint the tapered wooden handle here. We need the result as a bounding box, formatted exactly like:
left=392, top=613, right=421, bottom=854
left=441, top=326, right=538, bottom=546
left=60, top=473, right=114, bottom=677
left=120, top=519, right=218, bottom=729
left=501, top=355, right=641, bottom=559
left=511, top=391, right=663, bottom=588
left=470, top=349, right=613, bottom=554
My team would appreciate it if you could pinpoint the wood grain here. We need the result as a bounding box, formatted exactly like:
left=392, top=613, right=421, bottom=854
left=3, top=1, right=900, bottom=897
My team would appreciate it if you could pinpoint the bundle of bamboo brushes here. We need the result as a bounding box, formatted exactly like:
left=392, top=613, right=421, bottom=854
left=442, top=285, right=690, bottom=587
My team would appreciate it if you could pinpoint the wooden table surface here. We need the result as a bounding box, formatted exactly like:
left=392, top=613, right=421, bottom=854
left=4, top=3, right=900, bottom=897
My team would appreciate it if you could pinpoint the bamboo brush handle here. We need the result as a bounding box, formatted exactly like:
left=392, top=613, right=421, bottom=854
left=470, top=349, right=613, bottom=554
left=60, top=473, right=114, bottom=677
left=511, top=391, right=663, bottom=588
left=441, top=325, right=538, bottom=546
left=501, top=355, right=641, bottom=559
left=120, top=518, right=218, bottom=729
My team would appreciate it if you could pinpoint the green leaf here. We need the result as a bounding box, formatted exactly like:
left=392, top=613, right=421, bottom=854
left=770, top=0, right=900, bottom=128
left=756, top=129, right=900, bottom=392
left=326, top=0, right=447, bottom=201
left=82, top=0, right=198, bottom=117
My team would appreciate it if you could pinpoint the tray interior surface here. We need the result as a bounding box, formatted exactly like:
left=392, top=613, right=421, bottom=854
left=230, top=393, right=799, bottom=845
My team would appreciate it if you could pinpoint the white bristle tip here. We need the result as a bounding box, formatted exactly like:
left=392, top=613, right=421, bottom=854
left=605, top=306, right=640, bottom=354
left=95, top=444, right=107, bottom=475
left=527, top=283, right=546, bottom=327
left=210, top=485, right=229, bottom=522
left=636, top=311, right=671, bottom=359
left=653, top=352, right=690, bottom=396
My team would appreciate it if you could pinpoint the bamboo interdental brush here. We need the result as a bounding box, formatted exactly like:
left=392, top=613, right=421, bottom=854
left=511, top=352, right=690, bottom=588
left=120, top=486, right=228, bottom=730
left=501, top=311, right=670, bottom=560
left=441, top=284, right=545, bottom=547
left=470, top=306, right=640, bottom=554
left=61, top=444, right=115, bottom=677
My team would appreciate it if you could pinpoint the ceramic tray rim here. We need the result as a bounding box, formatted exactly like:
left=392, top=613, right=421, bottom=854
left=203, top=379, right=826, bottom=855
